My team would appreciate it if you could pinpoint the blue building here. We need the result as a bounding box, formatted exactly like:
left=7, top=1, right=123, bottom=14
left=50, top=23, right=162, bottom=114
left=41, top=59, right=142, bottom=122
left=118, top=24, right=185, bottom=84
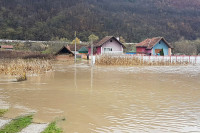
left=136, top=37, right=172, bottom=56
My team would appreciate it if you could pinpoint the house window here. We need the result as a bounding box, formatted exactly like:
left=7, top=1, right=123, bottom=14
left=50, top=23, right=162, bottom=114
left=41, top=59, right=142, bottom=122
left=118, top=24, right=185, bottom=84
left=104, top=48, right=112, bottom=52
left=110, top=40, right=112, bottom=42
left=159, top=41, right=161, bottom=44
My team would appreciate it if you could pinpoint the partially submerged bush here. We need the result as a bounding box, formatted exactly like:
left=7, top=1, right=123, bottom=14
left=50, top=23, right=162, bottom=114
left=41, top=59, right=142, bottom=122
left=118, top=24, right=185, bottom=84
left=16, top=72, right=27, bottom=82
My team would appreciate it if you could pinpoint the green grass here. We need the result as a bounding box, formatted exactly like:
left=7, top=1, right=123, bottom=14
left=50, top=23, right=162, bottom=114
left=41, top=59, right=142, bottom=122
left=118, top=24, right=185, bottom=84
left=0, top=109, right=8, bottom=117
left=0, top=115, right=32, bottom=133
left=42, top=122, right=62, bottom=133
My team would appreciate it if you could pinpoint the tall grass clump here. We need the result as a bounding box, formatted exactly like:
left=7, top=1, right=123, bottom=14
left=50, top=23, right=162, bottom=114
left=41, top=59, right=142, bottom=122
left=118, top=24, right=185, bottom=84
left=0, top=59, right=53, bottom=81
left=42, top=122, right=63, bottom=133
left=0, top=109, right=8, bottom=117
left=0, top=115, right=33, bottom=133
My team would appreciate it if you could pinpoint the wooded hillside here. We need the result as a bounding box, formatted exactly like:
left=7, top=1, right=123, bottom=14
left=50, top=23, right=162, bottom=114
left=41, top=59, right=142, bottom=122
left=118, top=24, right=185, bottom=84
left=0, top=0, right=200, bottom=42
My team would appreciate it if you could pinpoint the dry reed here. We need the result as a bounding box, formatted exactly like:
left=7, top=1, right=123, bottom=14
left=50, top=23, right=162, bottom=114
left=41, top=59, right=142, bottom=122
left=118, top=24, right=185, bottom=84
left=0, top=59, right=53, bottom=81
left=95, top=55, right=185, bottom=66
left=95, top=55, right=141, bottom=66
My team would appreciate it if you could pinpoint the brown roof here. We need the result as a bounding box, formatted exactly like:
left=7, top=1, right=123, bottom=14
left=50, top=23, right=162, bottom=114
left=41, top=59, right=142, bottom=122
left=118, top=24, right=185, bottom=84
left=91, top=36, right=126, bottom=48
left=0, top=45, right=13, bottom=49
left=136, top=37, right=172, bottom=49
left=67, top=44, right=89, bottom=51
left=55, top=46, right=74, bottom=55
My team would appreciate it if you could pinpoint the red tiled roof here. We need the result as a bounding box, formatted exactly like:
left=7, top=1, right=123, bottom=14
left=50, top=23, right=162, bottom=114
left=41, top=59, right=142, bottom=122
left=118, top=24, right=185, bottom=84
left=0, top=45, right=13, bottom=49
left=94, top=36, right=113, bottom=47
left=91, top=36, right=126, bottom=48
left=136, top=37, right=172, bottom=49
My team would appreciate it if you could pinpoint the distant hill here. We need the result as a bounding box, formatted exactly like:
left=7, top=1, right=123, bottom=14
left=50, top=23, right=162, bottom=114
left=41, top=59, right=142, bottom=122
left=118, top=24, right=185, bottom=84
left=0, top=0, right=200, bottom=42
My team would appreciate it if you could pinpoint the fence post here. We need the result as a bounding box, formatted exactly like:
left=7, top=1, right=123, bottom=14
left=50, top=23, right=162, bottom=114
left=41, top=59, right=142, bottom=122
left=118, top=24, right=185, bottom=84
left=143, top=55, right=144, bottom=64
left=195, top=56, right=197, bottom=64
left=162, top=55, right=164, bottom=65
left=170, top=56, right=171, bottom=64
left=149, top=56, right=150, bottom=64
left=189, top=56, right=190, bottom=64
left=181, top=55, right=184, bottom=64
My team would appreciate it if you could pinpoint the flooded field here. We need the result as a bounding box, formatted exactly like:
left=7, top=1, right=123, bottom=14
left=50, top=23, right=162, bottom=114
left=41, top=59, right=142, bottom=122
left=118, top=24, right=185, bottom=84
left=1, top=61, right=200, bottom=132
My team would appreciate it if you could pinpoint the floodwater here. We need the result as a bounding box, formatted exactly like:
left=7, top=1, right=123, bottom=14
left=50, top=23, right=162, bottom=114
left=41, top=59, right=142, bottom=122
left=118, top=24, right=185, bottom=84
left=1, top=61, right=200, bottom=133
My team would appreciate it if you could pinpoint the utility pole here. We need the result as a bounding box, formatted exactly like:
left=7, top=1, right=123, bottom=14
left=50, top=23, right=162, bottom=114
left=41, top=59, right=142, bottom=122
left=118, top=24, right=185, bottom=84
left=91, top=39, right=93, bottom=66
left=74, top=31, right=77, bottom=62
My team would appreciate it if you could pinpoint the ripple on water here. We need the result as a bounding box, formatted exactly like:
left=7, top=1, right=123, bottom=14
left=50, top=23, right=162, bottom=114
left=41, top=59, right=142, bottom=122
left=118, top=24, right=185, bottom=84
left=42, top=107, right=64, bottom=114
left=92, top=92, right=200, bottom=133
left=14, top=104, right=37, bottom=113
left=0, top=100, right=9, bottom=109
left=98, top=65, right=200, bottom=76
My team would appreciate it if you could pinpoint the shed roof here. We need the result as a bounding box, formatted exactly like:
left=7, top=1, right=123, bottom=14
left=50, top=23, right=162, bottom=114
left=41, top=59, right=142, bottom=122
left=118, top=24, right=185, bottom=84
left=136, top=37, right=172, bottom=49
left=67, top=44, right=88, bottom=51
left=78, top=46, right=88, bottom=53
left=55, top=46, right=74, bottom=55
left=0, top=45, right=13, bottom=49
left=91, top=36, right=126, bottom=48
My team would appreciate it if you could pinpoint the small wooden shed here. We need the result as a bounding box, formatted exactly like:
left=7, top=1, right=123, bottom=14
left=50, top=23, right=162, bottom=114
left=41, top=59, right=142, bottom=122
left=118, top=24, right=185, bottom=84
left=78, top=46, right=88, bottom=54
left=55, top=46, right=74, bottom=60
left=78, top=46, right=88, bottom=59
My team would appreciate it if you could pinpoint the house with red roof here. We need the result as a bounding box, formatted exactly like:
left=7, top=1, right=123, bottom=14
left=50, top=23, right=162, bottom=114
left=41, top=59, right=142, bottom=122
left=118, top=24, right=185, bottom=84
left=88, top=36, right=126, bottom=55
left=136, top=37, right=172, bottom=56
left=0, top=45, right=13, bottom=50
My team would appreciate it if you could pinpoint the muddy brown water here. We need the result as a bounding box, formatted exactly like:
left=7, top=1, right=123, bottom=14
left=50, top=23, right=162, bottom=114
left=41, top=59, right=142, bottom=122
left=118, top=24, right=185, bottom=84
left=1, top=61, right=200, bottom=132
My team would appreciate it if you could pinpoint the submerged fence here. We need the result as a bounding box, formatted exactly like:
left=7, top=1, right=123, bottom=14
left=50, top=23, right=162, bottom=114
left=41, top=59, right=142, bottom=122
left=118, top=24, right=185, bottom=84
left=95, top=55, right=200, bottom=65
left=135, top=55, right=200, bottom=65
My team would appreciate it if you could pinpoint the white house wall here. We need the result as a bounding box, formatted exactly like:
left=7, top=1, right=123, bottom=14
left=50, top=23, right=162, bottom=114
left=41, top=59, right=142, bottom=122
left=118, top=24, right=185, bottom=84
left=101, top=39, right=123, bottom=54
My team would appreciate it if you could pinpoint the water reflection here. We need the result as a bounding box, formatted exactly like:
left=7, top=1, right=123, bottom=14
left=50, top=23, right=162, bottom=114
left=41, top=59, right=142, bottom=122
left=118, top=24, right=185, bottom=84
left=90, top=66, right=94, bottom=93
left=74, top=63, right=77, bottom=89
